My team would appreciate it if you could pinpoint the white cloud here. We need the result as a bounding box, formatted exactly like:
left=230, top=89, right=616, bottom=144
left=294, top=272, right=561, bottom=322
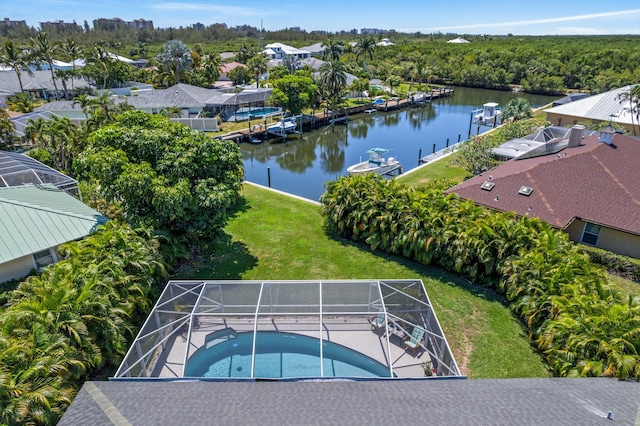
left=400, top=8, right=640, bottom=33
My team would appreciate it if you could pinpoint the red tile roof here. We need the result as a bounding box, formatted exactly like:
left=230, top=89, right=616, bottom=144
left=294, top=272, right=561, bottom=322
left=448, top=133, right=640, bottom=235
left=219, top=62, right=245, bottom=74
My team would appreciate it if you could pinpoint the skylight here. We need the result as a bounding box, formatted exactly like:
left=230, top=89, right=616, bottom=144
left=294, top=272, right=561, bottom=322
left=519, top=186, right=533, bottom=196
left=481, top=181, right=495, bottom=191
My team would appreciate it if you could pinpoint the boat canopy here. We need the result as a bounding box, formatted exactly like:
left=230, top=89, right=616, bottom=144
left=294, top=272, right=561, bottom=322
left=367, top=148, right=388, bottom=154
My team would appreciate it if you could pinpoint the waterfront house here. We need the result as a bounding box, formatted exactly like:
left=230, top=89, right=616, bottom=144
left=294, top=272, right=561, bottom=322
left=544, top=85, right=639, bottom=135
left=449, top=130, right=640, bottom=258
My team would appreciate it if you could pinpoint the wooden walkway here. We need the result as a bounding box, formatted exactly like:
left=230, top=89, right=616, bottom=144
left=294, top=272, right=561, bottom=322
left=220, top=87, right=455, bottom=143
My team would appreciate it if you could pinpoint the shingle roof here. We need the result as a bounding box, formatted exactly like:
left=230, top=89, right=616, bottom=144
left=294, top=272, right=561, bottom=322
left=449, top=133, right=640, bottom=234
left=0, top=70, right=93, bottom=94
left=58, top=378, right=640, bottom=426
left=0, top=184, right=106, bottom=263
left=545, top=85, right=638, bottom=126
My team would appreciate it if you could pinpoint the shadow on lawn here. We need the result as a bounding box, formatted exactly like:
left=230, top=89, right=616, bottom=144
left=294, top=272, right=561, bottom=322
left=173, top=235, right=258, bottom=280
left=327, top=233, right=505, bottom=306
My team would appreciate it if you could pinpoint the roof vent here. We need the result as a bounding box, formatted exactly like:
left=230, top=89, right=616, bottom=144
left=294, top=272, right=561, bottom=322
left=519, top=186, right=533, bottom=196
left=567, top=125, right=584, bottom=148
left=598, top=125, right=615, bottom=145
left=481, top=181, right=495, bottom=191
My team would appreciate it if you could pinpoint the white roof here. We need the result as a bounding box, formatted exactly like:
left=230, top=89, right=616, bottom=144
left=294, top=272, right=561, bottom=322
left=376, top=38, right=395, bottom=46
left=263, top=42, right=310, bottom=56
left=52, top=59, right=72, bottom=67
left=448, top=37, right=470, bottom=43
left=544, top=85, right=638, bottom=126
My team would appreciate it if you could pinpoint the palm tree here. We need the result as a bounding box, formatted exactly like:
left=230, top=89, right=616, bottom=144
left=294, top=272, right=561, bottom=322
left=160, top=106, right=183, bottom=118
left=85, top=44, right=114, bottom=90
left=504, top=98, right=533, bottom=122
left=322, top=39, right=343, bottom=61
left=281, top=53, right=301, bottom=74
left=318, top=60, right=347, bottom=111
left=247, top=53, right=268, bottom=88
left=0, top=40, right=34, bottom=94
left=156, top=39, right=193, bottom=85
left=30, top=32, right=60, bottom=97
left=201, top=52, right=221, bottom=87
left=343, top=43, right=354, bottom=64
left=355, top=36, right=376, bottom=71
left=5, top=92, right=44, bottom=113
left=617, top=85, right=640, bottom=136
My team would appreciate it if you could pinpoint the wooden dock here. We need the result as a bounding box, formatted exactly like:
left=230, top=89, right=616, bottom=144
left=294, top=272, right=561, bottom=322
left=219, top=87, right=455, bottom=143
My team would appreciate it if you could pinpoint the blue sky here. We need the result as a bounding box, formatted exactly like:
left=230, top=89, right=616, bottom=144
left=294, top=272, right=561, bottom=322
left=4, top=0, right=640, bottom=35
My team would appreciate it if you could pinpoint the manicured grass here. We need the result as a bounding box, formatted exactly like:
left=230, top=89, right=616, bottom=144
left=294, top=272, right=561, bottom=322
left=175, top=184, right=550, bottom=378
left=398, top=153, right=469, bottom=188
left=608, top=273, right=640, bottom=297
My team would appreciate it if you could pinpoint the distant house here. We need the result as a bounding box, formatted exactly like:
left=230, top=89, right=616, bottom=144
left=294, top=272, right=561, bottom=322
left=262, top=43, right=311, bottom=60
left=448, top=130, right=640, bottom=258
left=447, top=37, right=470, bottom=44
left=551, top=92, right=590, bottom=107
left=0, top=184, right=107, bottom=282
left=299, top=42, right=326, bottom=56
left=0, top=69, right=93, bottom=101
left=544, top=85, right=639, bottom=134
left=376, top=38, right=395, bottom=46
left=218, top=61, right=247, bottom=86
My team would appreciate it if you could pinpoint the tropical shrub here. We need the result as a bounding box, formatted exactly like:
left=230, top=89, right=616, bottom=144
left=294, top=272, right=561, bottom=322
left=0, top=221, right=166, bottom=425
left=321, top=175, right=640, bottom=379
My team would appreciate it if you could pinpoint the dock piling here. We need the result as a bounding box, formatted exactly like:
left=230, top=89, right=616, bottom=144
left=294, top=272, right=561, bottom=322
left=267, top=167, right=271, bottom=187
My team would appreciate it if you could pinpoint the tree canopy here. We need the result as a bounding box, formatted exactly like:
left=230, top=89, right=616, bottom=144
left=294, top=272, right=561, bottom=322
left=76, top=110, right=244, bottom=242
left=270, top=74, right=317, bottom=115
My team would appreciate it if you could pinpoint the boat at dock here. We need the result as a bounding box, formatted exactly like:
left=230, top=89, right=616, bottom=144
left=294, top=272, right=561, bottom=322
left=267, top=118, right=298, bottom=137
left=472, top=102, right=503, bottom=127
left=347, top=148, right=401, bottom=175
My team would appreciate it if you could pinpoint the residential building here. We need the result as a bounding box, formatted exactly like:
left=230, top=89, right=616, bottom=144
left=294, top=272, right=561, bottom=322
left=93, top=17, right=153, bottom=31
left=544, top=85, right=639, bottom=134
left=0, top=184, right=106, bottom=282
left=59, top=378, right=639, bottom=425
left=1, top=18, right=27, bottom=29
left=262, top=43, right=311, bottom=60
left=39, top=20, right=80, bottom=31
left=448, top=130, right=640, bottom=258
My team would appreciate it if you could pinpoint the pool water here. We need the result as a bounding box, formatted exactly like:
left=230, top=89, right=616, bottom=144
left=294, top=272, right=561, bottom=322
left=229, top=107, right=281, bottom=121
left=185, top=331, right=392, bottom=379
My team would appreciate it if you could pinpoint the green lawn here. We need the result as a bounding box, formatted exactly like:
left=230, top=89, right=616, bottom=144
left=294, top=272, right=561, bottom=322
left=175, top=184, right=549, bottom=379
left=398, top=153, right=469, bottom=187
left=608, top=273, right=640, bottom=297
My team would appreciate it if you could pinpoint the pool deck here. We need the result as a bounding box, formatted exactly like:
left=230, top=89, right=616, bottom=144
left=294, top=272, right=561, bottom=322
left=152, top=315, right=428, bottom=379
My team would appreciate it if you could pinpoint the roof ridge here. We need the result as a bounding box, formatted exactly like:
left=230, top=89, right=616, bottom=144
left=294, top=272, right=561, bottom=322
left=0, top=196, right=104, bottom=222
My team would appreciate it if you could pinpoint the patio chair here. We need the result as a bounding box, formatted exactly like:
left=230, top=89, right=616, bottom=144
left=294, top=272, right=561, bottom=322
left=404, top=327, right=425, bottom=352
left=370, top=310, right=386, bottom=330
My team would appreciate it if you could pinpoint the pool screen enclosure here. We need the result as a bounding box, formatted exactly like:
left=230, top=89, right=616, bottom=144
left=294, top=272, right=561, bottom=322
left=114, top=280, right=462, bottom=380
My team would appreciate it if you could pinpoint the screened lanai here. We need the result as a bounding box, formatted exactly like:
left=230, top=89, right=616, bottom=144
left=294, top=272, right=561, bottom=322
left=0, top=150, right=78, bottom=195
left=115, top=280, right=462, bottom=380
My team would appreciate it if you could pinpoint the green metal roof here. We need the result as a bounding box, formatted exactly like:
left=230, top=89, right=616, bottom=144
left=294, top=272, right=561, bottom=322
left=0, top=184, right=107, bottom=263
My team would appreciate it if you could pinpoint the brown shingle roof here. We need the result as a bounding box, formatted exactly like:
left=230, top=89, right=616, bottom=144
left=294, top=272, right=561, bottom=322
left=448, top=133, right=640, bottom=235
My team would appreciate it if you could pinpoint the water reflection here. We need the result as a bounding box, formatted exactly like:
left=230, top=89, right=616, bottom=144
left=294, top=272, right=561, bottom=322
left=241, top=87, right=557, bottom=200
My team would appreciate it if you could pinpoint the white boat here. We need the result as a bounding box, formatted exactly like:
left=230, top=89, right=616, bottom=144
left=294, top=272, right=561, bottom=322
left=410, top=92, right=428, bottom=104
left=267, top=117, right=298, bottom=137
left=347, top=148, right=401, bottom=175
left=472, top=102, right=502, bottom=126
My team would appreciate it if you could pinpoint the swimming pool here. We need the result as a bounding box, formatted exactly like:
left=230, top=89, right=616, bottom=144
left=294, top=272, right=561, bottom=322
left=228, top=107, right=281, bottom=121
left=184, top=331, right=392, bottom=379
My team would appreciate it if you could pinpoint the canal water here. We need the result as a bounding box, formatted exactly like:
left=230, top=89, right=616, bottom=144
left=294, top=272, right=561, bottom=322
left=241, top=87, right=557, bottom=201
